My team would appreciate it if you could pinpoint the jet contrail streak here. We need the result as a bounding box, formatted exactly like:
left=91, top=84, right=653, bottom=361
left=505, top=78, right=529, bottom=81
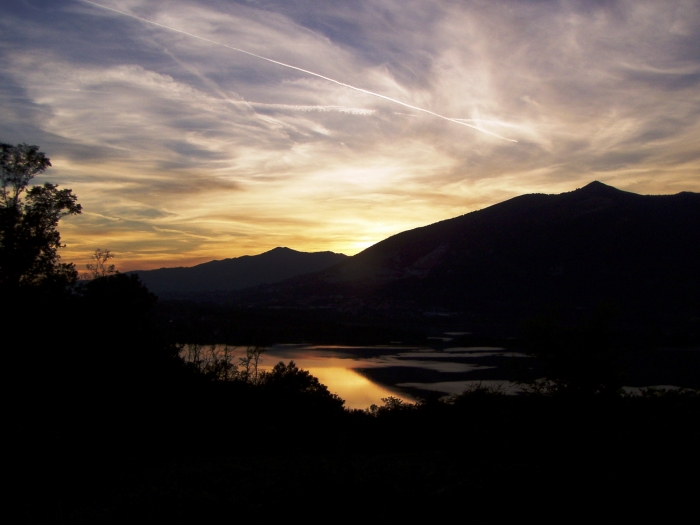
left=79, top=0, right=516, bottom=142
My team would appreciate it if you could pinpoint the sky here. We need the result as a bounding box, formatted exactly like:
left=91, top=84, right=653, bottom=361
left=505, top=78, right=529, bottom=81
left=2, top=0, right=699, bottom=271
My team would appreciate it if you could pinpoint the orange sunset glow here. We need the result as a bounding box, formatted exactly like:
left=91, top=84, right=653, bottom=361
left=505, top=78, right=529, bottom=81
left=3, top=1, right=699, bottom=270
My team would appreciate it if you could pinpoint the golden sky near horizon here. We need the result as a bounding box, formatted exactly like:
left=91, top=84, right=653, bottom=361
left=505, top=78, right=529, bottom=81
left=2, top=0, right=700, bottom=271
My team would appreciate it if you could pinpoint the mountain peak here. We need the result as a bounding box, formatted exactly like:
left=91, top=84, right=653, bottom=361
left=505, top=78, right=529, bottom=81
left=128, top=248, right=347, bottom=294
left=576, top=180, right=625, bottom=195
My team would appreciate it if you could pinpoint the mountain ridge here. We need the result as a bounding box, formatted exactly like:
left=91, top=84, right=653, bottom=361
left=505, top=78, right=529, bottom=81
left=229, top=181, right=699, bottom=333
left=128, top=247, right=348, bottom=295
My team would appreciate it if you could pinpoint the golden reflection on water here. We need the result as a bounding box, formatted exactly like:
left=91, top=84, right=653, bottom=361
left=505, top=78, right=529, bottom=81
left=186, top=345, right=416, bottom=409
left=306, top=367, right=414, bottom=410
left=261, top=355, right=414, bottom=409
left=198, top=344, right=516, bottom=409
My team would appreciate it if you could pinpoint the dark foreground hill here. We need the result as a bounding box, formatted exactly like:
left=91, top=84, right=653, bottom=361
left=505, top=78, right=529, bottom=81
left=232, top=182, right=700, bottom=334
left=128, top=247, right=347, bottom=295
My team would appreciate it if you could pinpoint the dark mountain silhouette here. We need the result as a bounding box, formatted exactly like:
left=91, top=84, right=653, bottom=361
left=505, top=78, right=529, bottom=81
left=235, top=182, right=700, bottom=332
left=128, top=247, right=347, bottom=295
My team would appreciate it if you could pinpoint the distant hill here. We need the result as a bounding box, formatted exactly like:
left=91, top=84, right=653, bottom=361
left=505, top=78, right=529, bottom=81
left=128, top=247, right=347, bottom=295
left=235, top=182, right=700, bottom=331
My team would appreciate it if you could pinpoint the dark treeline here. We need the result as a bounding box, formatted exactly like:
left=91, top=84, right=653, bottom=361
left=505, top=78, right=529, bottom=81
left=4, top=144, right=699, bottom=522
left=7, top=269, right=700, bottom=523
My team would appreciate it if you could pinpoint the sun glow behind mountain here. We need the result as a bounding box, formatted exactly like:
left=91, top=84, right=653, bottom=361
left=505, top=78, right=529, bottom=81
left=2, top=1, right=699, bottom=270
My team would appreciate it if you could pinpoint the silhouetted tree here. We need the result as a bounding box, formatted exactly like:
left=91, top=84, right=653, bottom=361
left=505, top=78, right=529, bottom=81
left=261, top=360, right=345, bottom=413
left=238, top=346, right=265, bottom=384
left=180, top=344, right=262, bottom=382
left=367, top=395, right=414, bottom=416
left=82, top=272, right=157, bottom=336
left=85, top=248, right=117, bottom=279
left=0, top=143, right=81, bottom=293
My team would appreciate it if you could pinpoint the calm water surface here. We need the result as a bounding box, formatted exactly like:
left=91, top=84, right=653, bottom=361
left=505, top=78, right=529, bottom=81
left=202, top=344, right=528, bottom=409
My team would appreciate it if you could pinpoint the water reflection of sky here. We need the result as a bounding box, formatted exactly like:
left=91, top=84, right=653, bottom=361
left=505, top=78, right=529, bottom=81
left=261, top=348, right=415, bottom=408
left=187, top=344, right=528, bottom=409
left=258, top=344, right=524, bottom=409
left=195, top=344, right=697, bottom=407
left=296, top=367, right=413, bottom=410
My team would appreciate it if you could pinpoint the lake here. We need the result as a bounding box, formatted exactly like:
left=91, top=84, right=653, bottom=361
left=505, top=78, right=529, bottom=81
left=183, top=342, right=700, bottom=408
left=193, top=343, right=531, bottom=409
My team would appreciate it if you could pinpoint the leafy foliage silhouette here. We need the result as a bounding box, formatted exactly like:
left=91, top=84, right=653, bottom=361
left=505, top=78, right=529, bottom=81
left=0, top=143, right=81, bottom=292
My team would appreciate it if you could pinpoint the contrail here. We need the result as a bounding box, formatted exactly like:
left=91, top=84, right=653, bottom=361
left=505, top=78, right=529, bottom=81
left=79, top=0, right=516, bottom=142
